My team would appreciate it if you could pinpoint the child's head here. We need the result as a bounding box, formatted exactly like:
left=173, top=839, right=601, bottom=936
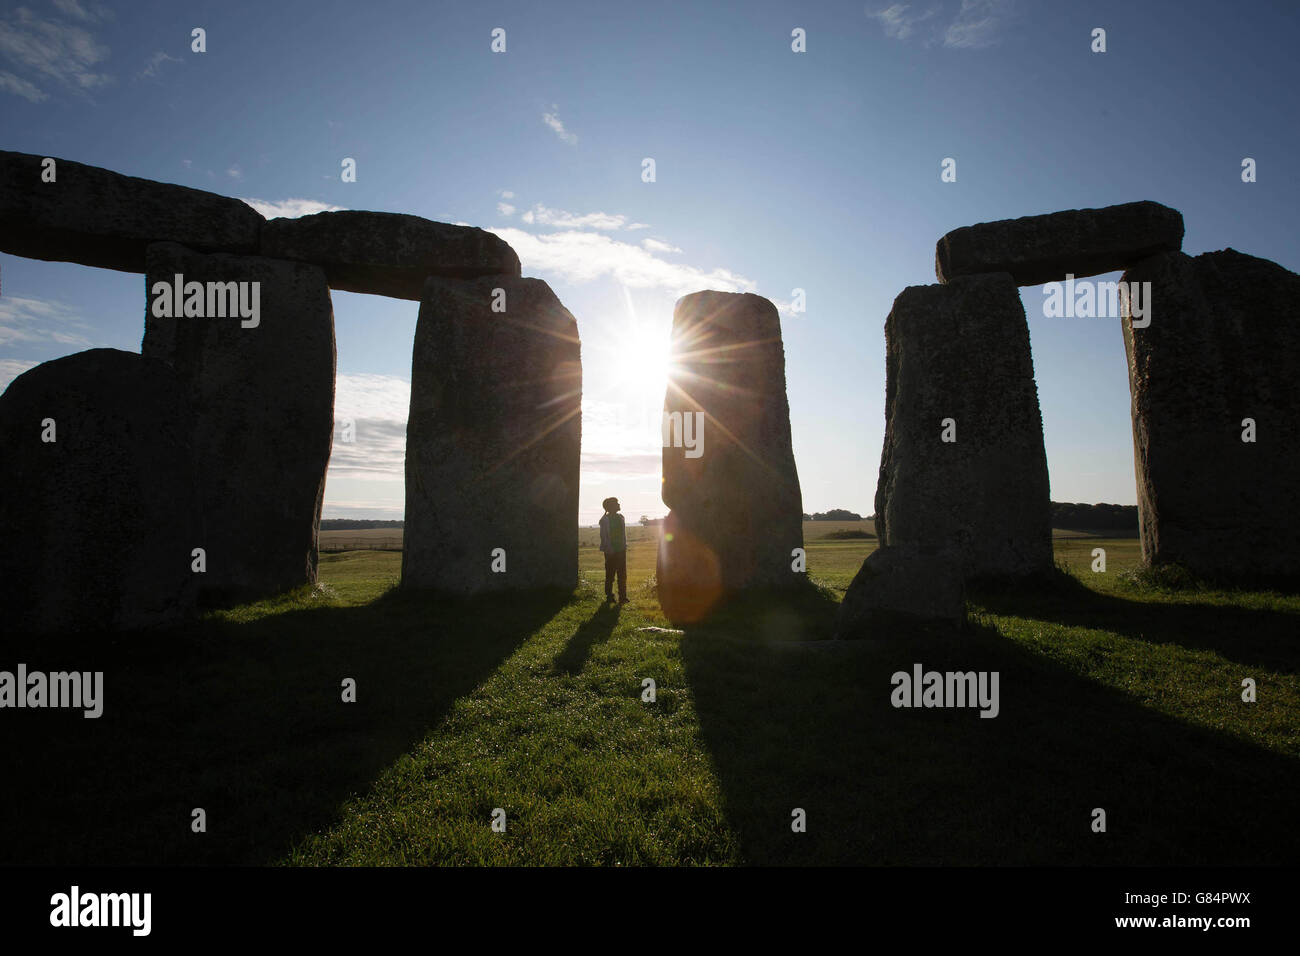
left=602, top=497, right=620, bottom=513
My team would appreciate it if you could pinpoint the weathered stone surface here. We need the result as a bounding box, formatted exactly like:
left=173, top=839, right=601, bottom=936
left=874, top=273, right=1052, bottom=578
left=656, top=291, right=804, bottom=622
left=0, top=150, right=263, bottom=274
left=935, top=201, right=1184, bottom=287
left=260, top=211, right=521, bottom=300
left=1122, top=248, right=1300, bottom=582
left=0, top=349, right=200, bottom=632
left=836, top=545, right=965, bottom=636
left=402, top=275, right=581, bottom=593
left=143, top=243, right=335, bottom=605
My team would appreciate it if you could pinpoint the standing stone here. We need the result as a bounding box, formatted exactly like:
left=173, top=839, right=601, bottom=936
left=874, top=273, right=1052, bottom=578
left=0, top=150, right=263, bottom=274
left=260, top=211, right=521, bottom=300
left=836, top=544, right=965, bottom=637
left=1122, top=248, right=1300, bottom=582
left=143, top=243, right=335, bottom=605
left=657, top=291, right=804, bottom=622
left=403, top=276, right=581, bottom=593
left=0, top=349, right=200, bottom=632
left=935, top=201, right=1184, bottom=287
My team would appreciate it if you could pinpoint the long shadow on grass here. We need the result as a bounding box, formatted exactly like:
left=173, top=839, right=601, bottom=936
left=682, top=605, right=1300, bottom=865
left=0, top=586, right=569, bottom=865
left=970, top=572, right=1300, bottom=674
left=553, top=602, right=620, bottom=675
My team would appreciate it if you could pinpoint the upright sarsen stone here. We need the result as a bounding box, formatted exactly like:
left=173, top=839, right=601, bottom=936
left=0, top=349, right=200, bottom=633
left=874, top=273, right=1052, bottom=578
left=403, top=276, right=581, bottom=593
left=143, top=243, right=336, bottom=605
left=657, top=291, right=804, bottom=622
left=0, top=150, right=264, bottom=273
left=1122, top=248, right=1300, bottom=582
left=935, top=201, right=1184, bottom=287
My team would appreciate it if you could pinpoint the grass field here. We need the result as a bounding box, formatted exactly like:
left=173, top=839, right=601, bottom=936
left=3, top=529, right=1296, bottom=866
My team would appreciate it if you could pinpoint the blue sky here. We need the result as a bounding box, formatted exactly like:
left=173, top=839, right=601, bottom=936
left=2, top=0, right=1297, bottom=524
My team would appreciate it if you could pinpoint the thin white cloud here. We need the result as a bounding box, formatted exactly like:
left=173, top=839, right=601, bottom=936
left=328, top=373, right=410, bottom=482
left=240, top=197, right=346, bottom=219
left=497, top=201, right=516, bottom=217
left=0, top=358, right=40, bottom=392
left=50, top=0, right=111, bottom=23
left=641, top=238, right=681, bottom=255
left=487, top=226, right=757, bottom=298
left=0, top=296, right=94, bottom=348
left=0, top=68, right=45, bottom=101
left=500, top=190, right=515, bottom=200
left=866, top=3, right=938, bottom=40
left=0, top=6, right=112, bottom=94
left=181, top=158, right=192, bottom=168
left=520, top=204, right=635, bottom=231
left=225, top=164, right=243, bottom=180
left=866, top=0, right=1010, bottom=48
left=139, top=50, right=180, bottom=79
left=542, top=107, right=578, bottom=145
left=944, top=0, right=1013, bottom=48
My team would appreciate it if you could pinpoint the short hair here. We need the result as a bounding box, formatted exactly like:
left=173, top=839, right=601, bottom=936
left=602, top=497, right=620, bottom=512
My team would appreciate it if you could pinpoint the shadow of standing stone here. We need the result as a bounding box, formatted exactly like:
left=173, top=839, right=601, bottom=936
left=402, top=275, right=581, bottom=594
left=143, top=242, right=336, bottom=606
left=0, top=349, right=200, bottom=632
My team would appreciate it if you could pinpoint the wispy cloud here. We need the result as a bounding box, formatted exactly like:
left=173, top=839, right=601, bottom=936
left=542, top=106, right=578, bottom=145
left=0, top=296, right=94, bottom=348
left=641, top=238, right=681, bottom=255
left=225, top=164, right=243, bottom=180
left=520, top=204, right=640, bottom=231
left=0, top=5, right=112, bottom=99
left=50, top=0, right=112, bottom=23
left=0, top=68, right=45, bottom=101
left=497, top=201, right=516, bottom=217
left=943, top=0, right=1013, bottom=49
left=240, top=197, right=346, bottom=219
left=487, top=227, right=756, bottom=298
left=866, top=0, right=1012, bottom=48
left=0, top=358, right=40, bottom=392
left=867, top=3, right=938, bottom=40
left=138, top=50, right=180, bottom=79
left=328, top=373, right=410, bottom=481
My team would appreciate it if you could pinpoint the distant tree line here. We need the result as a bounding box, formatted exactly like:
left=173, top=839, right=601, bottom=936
left=801, top=509, right=864, bottom=521
left=1050, top=502, right=1138, bottom=530
left=320, top=519, right=404, bottom=531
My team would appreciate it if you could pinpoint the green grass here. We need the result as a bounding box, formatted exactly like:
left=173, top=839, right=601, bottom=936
left=3, top=535, right=1297, bottom=866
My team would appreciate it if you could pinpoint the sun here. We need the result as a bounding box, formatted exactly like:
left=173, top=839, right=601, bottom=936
left=627, top=324, right=673, bottom=405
